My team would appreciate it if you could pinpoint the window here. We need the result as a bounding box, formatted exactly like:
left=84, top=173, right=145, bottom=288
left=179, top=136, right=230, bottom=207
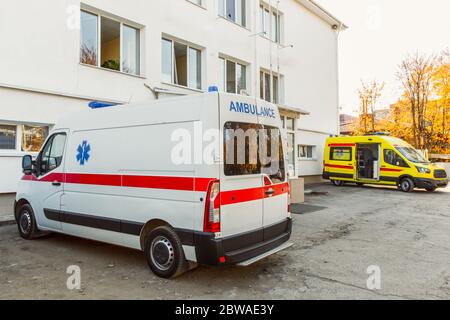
left=260, top=70, right=280, bottom=103
left=287, top=132, right=295, bottom=166
left=22, top=125, right=49, bottom=152
left=330, top=147, right=352, bottom=162
left=219, top=0, right=246, bottom=27
left=286, top=117, right=294, bottom=131
left=260, top=3, right=281, bottom=43
left=396, top=147, right=426, bottom=164
left=38, top=133, right=67, bottom=176
left=161, top=38, right=202, bottom=90
left=280, top=116, right=285, bottom=129
left=80, top=10, right=141, bottom=75
left=384, top=149, right=409, bottom=167
left=80, top=11, right=98, bottom=66
left=298, top=145, right=315, bottom=159
left=220, top=58, right=247, bottom=94
left=224, top=122, right=285, bottom=183
left=122, top=25, right=140, bottom=75
left=0, top=125, right=16, bottom=150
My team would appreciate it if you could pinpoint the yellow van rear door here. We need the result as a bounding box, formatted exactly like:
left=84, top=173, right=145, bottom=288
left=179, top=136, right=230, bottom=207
left=325, top=143, right=356, bottom=181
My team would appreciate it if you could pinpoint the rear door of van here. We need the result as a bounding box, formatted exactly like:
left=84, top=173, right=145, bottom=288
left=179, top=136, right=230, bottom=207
left=219, top=94, right=264, bottom=237
left=254, top=99, right=289, bottom=228
left=326, top=141, right=356, bottom=181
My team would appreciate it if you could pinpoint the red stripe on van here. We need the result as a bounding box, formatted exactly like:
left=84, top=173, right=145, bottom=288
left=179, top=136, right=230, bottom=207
left=65, top=173, right=121, bottom=186
left=324, top=164, right=354, bottom=170
left=220, top=182, right=289, bottom=205
left=328, top=143, right=356, bottom=147
left=380, top=168, right=403, bottom=172
left=22, top=173, right=215, bottom=192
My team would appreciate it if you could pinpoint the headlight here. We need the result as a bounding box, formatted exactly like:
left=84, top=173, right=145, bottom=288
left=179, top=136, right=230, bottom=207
left=415, top=166, right=431, bottom=174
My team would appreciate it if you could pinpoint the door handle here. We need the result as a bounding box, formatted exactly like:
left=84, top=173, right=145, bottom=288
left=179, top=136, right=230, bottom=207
left=265, top=188, right=275, bottom=196
left=52, top=181, right=61, bottom=187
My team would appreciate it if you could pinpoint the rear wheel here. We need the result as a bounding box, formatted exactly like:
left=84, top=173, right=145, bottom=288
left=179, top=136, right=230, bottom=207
left=144, top=226, right=188, bottom=279
left=399, top=177, right=414, bottom=193
left=17, top=204, right=39, bottom=240
left=332, top=180, right=345, bottom=187
left=356, top=182, right=364, bottom=186
left=425, top=187, right=437, bottom=192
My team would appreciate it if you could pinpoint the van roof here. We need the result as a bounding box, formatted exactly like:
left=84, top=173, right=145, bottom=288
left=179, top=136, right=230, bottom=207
left=327, top=135, right=412, bottom=147
left=54, top=92, right=213, bottom=131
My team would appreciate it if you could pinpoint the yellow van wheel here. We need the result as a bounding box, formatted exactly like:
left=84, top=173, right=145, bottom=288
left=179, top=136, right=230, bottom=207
left=332, top=180, right=345, bottom=187
left=425, top=187, right=437, bottom=192
left=399, top=177, right=414, bottom=193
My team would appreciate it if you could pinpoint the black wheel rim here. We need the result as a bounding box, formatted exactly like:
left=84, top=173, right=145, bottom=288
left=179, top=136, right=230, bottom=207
left=150, top=236, right=175, bottom=271
left=19, top=211, right=32, bottom=235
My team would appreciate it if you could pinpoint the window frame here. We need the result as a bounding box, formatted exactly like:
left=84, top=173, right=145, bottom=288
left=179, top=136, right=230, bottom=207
left=259, top=2, right=282, bottom=43
left=298, top=145, right=315, bottom=160
left=80, top=9, right=142, bottom=76
left=330, top=147, right=353, bottom=162
left=0, top=124, right=18, bottom=151
left=36, top=132, right=67, bottom=177
left=0, top=123, right=50, bottom=155
left=223, top=121, right=286, bottom=182
left=218, top=0, right=247, bottom=27
left=383, top=149, right=410, bottom=168
left=219, top=56, right=248, bottom=94
left=161, top=37, right=203, bottom=90
left=260, top=70, right=281, bottom=103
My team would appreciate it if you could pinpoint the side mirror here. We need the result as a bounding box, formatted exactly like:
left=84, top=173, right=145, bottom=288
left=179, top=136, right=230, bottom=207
left=22, top=155, right=33, bottom=175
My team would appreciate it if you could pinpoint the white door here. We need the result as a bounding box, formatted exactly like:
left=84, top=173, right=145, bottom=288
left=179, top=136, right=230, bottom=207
left=31, top=131, right=67, bottom=230
left=219, top=94, right=264, bottom=237
left=256, top=100, right=289, bottom=228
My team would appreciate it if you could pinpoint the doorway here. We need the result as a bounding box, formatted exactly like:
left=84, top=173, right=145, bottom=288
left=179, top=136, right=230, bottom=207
left=356, top=144, right=380, bottom=180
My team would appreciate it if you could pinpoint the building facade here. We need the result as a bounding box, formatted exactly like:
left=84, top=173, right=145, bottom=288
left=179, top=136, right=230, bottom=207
left=0, top=0, right=345, bottom=193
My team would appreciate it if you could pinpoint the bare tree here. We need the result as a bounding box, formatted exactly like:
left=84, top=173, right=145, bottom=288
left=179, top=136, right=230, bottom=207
left=358, top=80, right=384, bottom=133
left=397, top=52, right=436, bottom=149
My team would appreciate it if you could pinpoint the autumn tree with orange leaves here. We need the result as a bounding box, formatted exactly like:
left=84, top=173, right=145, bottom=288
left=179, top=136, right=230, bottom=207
left=352, top=51, right=450, bottom=154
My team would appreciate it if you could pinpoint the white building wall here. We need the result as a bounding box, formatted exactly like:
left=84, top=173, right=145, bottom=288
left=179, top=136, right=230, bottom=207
left=0, top=0, right=342, bottom=192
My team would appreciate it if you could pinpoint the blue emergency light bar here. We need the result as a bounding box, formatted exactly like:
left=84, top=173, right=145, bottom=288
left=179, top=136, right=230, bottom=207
left=89, top=101, right=118, bottom=109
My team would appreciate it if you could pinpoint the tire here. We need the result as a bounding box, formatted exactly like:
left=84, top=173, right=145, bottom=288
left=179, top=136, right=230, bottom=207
left=399, top=177, right=414, bottom=193
left=17, top=204, right=39, bottom=240
left=425, top=187, right=437, bottom=192
left=144, top=226, right=188, bottom=279
left=356, top=183, right=364, bottom=186
left=332, top=180, right=345, bottom=187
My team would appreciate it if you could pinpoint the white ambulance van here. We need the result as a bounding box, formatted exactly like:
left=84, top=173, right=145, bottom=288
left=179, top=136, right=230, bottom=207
left=15, top=92, right=292, bottom=278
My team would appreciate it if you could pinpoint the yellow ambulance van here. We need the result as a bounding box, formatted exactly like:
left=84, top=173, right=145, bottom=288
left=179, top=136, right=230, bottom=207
left=322, top=134, right=448, bottom=192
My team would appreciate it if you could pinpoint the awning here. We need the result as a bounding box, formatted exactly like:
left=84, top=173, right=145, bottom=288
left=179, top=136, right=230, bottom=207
left=278, top=104, right=310, bottom=118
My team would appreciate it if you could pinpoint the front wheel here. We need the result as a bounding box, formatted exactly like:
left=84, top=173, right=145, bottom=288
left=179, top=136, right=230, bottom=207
left=144, top=226, right=188, bottom=279
left=332, top=180, right=345, bottom=187
left=399, top=177, right=415, bottom=193
left=425, top=187, right=437, bottom=192
left=17, top=204, right=39, bottom=240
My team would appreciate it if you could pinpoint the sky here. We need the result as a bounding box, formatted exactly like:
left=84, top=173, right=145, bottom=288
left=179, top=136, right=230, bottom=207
left=314, top=0, right=450, bottom=115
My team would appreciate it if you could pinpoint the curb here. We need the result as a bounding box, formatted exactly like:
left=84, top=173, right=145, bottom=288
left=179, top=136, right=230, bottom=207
left=0, top=215, right=16, bottom=227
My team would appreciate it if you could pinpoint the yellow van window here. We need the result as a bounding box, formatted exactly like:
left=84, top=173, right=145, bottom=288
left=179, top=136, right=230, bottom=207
left=330, top=147, right=352, bottom=161
left=383, top=149, right=409, bottom=167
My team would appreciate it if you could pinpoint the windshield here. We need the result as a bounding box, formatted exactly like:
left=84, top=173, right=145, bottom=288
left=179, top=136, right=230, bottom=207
left=396, top=147, right=428, bottom=164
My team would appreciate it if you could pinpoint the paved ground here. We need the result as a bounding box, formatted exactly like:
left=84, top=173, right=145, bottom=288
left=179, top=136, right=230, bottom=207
left=0, top=194, right=15, bottom=226
left=0, top=183, right=449, bottom=300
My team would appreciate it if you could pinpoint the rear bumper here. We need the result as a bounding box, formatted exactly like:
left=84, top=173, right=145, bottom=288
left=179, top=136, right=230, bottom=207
left=178, top=218, right=292, bottom=266
left=414, top=178, right=448, bottom=189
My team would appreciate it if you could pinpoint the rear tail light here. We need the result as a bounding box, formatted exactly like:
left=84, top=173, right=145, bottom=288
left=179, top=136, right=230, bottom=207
left=287, top=183, right=291, bottom=215
left=203, top=180, right=221, bottom=233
